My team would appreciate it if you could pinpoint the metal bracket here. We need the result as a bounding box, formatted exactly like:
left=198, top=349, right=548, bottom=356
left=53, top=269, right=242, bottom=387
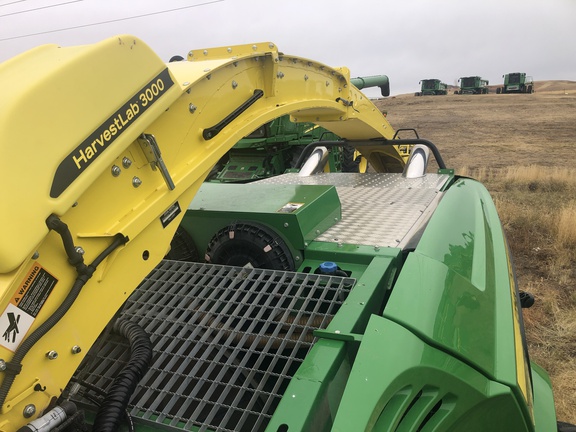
left=137, top=134, right=175, bottom=190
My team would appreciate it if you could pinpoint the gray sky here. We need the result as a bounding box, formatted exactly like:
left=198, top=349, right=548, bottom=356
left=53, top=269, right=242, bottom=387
left=1, top=0, right=574, bottom=96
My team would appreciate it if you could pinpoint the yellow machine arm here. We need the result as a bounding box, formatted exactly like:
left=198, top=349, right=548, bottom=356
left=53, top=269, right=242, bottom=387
left=0, top=36, right=403, bottom=429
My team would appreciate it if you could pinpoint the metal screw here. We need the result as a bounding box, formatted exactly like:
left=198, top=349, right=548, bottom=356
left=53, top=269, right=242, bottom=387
left=71, top=345, right=82, bottom=354
left=75, top=246, right=85, bottom=255
left=122, top=157, right=132, bottom=169
left=0, top=359, right=6, bottom=371
left=277, top=72, right=284, bottom=79
left=304, top=75, right=308, bottom=81
left=189, top=103, right=197, bottom=113
left=32, top=251, right=39, bottom=260
left=111, top=165, right=121, bottom=177
left=283, top=223, right=289, bottom=228
left=252, top=45, right=257, bottom=51
left=23, top=404, right=36, bottom=418
left=227, top=47, right=232, bottom=53
left=46, top=351, right=58, bottom=360
left=203, top=49, right=208, bottom=56
left=269, top=43, right=275, bottom=49
left=295, top=256, right=301, bottom=261
left=132, top=177, right=142, bottom=188
left=231, top=80, right=238, bottom=89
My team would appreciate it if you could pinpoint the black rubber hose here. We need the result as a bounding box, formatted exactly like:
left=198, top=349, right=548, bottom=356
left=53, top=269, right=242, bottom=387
left=0, top=232, right=128, bottom=408
left=92, top=319, right=152, bottom=432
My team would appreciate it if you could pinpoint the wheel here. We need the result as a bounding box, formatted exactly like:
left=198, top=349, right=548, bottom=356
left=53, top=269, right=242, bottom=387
left=342, top=145, right=361, bottom=173
left=496, top=87, right=501, bottom=94
left=205, top=222, right=295, bottom=271
left=558, top=421, right=576, bottom=432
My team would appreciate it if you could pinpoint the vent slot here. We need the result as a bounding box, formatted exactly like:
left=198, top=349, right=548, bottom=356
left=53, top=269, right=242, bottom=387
left=375, top=385, right=454, bottom=431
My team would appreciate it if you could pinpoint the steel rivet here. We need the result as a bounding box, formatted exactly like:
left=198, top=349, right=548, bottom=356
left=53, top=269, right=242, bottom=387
left=71, top=346, right=82, bottom=354
left=46, top=351, right=58, bottom=360
left=189, top=103, right=197, bottom=113
left=111, top=165, right=121, bottom=177
left=32, top=251, right=39, bottom=260
left=0, top=360, right=6, bottom=371
left=232, top=81, right=238, bottom=89
left=132, top=177, right=142, bottom=188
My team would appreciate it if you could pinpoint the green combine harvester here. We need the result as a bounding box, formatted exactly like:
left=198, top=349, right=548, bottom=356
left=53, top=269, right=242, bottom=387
left=455, top=76, right=490, bottom=94
left=415, top=78, right=448, bottom=96
left=1, top=36, right=574, bottom=432
left=210, top=76, right=390, bottom=183
left=497, top=72, right=535, bottom=94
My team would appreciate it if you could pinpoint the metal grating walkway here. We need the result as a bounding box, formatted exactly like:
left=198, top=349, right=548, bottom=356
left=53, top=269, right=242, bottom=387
left=72, top=260, right=355, bottom=432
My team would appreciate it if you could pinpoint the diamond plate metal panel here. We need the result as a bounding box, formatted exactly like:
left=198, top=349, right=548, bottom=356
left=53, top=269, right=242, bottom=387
left=257, top=173, right=449, bottom=247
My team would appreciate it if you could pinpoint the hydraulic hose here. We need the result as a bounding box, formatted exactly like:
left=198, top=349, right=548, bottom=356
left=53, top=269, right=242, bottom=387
left=0, top=218, right=128, bottom=409
left=92, top=319, right=152, bottom=432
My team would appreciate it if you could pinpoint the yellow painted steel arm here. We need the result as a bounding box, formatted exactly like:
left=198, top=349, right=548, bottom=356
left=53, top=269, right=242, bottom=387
left=0, top=35, right=400, bottom=430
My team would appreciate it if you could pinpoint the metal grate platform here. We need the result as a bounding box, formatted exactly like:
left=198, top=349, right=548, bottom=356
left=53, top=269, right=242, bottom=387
left=72, top=260, right=355, bottom=432
left=257, top=173, right=449, bottom=248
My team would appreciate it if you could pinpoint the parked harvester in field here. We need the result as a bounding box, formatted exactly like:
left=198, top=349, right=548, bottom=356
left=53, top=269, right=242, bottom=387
left=415, top=78, right=448, bottom=96
left=497, top=72, right=534, bottom=94
left=455, top=76, right=489, bottom=94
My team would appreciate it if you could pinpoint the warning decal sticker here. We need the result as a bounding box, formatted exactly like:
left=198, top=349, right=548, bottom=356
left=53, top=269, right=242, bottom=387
left=0, top=263, right=58, bottom=352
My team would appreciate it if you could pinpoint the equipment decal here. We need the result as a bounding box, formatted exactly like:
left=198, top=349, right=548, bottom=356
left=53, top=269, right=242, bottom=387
left=0, top=263, right=58, bottom=352
left=50, top=68, right=174, bottom=198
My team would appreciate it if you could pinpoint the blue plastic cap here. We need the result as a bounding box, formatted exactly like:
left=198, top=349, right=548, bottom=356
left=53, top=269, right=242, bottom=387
left=319, top=261, right=338, bottom=274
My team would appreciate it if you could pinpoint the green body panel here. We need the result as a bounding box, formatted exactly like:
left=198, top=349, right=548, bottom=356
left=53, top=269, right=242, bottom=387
left=386, top=178, right=514, bottom=379
left=180, top=182, right=341, bottom=257
left=331, top=315, right=531, bottom=432
left=531, top=362, right=559, bottom=432
left=266, top=252, right=402, bottom=431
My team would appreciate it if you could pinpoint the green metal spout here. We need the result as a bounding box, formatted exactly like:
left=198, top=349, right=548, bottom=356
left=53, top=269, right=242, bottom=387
left=351, top=75, right=390, bottom=97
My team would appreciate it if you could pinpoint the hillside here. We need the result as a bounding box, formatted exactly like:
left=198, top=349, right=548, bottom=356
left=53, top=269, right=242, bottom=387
left=377, top=80, right=576, bottom=171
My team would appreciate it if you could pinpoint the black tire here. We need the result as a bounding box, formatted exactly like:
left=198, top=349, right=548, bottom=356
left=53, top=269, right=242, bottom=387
left=558, top=421, right=576, bottom=432
left=205, top=222, right=295, bottom=271
left=166, top=226, right=200, bottom=262
left=342, top=145, right=360, bottom=173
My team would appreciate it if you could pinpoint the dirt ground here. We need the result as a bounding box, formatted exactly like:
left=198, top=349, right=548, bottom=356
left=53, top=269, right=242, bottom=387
left=374, top=80, right=576, bottom=172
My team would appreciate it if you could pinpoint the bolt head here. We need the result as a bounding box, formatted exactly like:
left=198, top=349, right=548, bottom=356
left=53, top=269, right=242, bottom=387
left=23, top=404, right=36, bottom=418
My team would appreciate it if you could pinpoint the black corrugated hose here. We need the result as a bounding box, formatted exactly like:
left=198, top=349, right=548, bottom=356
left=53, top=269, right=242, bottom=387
left=0, top=216, right=128, bottom=410
left=92, top=319, right=152, bottom=432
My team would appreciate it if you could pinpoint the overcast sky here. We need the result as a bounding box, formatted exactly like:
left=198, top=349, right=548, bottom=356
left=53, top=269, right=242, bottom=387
left=1, top=0, right=574, bottom=96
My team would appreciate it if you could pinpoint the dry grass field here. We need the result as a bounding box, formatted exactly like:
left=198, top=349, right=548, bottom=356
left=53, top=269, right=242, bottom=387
left=375, top=81, right=576, bottom=424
